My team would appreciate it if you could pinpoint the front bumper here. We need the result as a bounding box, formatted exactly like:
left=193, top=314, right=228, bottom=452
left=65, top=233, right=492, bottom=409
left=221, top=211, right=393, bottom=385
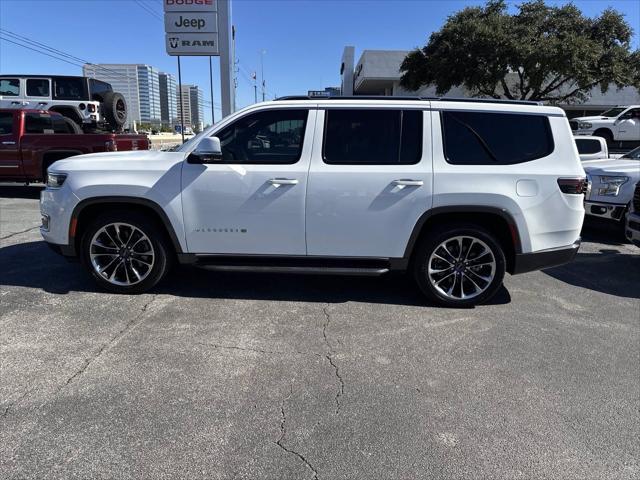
left=584, top=201, right=626, bottom=221
left=626, top=212, right=640, bottom=247
left=512, top=239, right=581, bottom=275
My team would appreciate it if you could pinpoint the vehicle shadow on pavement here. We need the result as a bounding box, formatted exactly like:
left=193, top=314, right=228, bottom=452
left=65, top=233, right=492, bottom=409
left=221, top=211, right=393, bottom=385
left=543, top=249, right=640, bottom=299
left=0, top=185, right=44, bottom=199
left=0, top=240, right=512, bottom=307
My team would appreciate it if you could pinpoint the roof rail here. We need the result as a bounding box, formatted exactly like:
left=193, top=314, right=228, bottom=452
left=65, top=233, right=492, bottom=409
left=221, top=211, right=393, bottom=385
left=274, top=95, right=541, bottom=106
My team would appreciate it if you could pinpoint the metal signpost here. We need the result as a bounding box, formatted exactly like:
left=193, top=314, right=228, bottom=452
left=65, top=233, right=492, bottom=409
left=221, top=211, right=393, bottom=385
left=163, top=0, right=234, bottom=140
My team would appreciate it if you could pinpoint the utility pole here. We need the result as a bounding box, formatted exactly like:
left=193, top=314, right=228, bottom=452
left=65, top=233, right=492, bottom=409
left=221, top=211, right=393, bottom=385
left=177, top=56, right=185, bottom=144
left=260, top=49, right=266, bottom=102
left=252, top=71, right=257, bottom=103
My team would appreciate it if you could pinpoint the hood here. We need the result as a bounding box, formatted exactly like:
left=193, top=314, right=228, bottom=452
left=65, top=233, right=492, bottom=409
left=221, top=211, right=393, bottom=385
left=583, top=158, right=640, bottom=176
left=572, top=115, right=613, bottom=122
left=49, top=150, right=186, bottom=173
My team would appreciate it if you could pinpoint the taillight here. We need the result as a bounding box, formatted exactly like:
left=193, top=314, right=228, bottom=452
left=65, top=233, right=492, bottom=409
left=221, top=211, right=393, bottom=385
left=557, top=177, right=587, bottom=195
left=87, top=104, right=96, bottom=113
left=105, top=140, right=117, bottom=152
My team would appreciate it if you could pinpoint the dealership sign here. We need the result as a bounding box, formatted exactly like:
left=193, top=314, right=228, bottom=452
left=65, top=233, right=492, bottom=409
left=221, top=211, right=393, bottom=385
left=164, top=0, right=219, bottom=55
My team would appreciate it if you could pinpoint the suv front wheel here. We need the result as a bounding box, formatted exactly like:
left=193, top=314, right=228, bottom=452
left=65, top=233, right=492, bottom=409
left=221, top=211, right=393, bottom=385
left=413, top=224, right=506, bottom=307
left=80, top=212, right=171, bottom=293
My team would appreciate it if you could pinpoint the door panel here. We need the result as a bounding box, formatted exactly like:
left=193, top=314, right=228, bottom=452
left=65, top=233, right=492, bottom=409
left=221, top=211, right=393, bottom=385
left=306, top=108, right=433, bottom=258
left=0, top=111, right=21, bottom=176
left=181, top=108, right=316, bottom=255
left=617, top=109, right=640, bottom=141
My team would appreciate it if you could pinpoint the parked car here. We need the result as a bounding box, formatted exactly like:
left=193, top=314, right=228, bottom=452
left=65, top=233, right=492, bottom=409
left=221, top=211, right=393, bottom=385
left=0, top=109, right=149, bottom=183
left=625, top=182, right=640, bottom=247
left=40, top=97, right=586, bottom=307
left=0, top=75, right=127, bottom=132
left=583, top=145, right=640, bottom=224
left=575, top=136, right=610, bottom=161
left=570, top=105, right=640, bottom=144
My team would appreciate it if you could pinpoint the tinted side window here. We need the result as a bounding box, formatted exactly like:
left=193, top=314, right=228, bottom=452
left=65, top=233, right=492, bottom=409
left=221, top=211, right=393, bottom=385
left=0, top=78, right=20, bottom=96
left=441, top=111, right=554, bottom=165
left=27, top=79, right=50, bottom=97
left=576, top=139, right=602, bottom=155
left=25, top=113, right=54, bottom=134
left=53, top=77, right=85, bottom=100
left=323, top=109, right=422, bottom=165
left=216, top=109, right=308, bottom=164
left=0, top=112, right=13, bottom=134
left=89, top=79, right=112, bottom=100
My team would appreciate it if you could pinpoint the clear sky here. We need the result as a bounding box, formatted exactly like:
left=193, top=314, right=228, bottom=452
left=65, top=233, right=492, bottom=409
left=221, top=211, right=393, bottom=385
left=1, top=0, right=638, bottom=124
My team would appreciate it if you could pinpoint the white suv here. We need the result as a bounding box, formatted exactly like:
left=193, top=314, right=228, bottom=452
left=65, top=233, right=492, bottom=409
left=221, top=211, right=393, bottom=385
left=40, top=97, right=586, bottom=307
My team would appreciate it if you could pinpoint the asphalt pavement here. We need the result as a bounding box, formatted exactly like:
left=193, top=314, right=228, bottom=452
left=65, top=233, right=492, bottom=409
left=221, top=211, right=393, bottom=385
left=1, top=185, right=638, bottom=480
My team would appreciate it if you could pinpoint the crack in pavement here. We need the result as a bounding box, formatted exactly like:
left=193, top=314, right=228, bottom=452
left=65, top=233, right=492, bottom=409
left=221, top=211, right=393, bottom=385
left=275, top=384, right=319, bottom=480
left=322, top=306, right=344, bottom=415
left=0, top=225, right=39, bottom=241
left=50, top=294, right=160, bottom=399
left=1, top=390, right=29, bottom=420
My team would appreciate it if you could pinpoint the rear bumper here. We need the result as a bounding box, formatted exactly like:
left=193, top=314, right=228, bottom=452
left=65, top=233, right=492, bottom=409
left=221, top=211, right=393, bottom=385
left=512, top=239, right=581, bottom=275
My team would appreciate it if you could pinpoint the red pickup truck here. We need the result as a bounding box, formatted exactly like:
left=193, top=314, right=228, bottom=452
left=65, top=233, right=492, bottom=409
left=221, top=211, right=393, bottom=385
left=0, top=109, right=149, bottom=182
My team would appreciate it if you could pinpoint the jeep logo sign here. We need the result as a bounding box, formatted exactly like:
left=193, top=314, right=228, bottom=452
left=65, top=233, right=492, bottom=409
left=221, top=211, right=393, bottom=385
left=165, top=33, right=219, bottom=55
left=165, top=12, right=218, bottom=33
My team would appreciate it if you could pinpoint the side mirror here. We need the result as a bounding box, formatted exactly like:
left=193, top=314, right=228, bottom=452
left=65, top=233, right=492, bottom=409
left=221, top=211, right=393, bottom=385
left=187, top=136, right=223, bottom=164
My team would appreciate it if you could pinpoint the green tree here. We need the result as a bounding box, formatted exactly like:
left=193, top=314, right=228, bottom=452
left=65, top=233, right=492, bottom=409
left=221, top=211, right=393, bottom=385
left=400, top=0, right=639, bottom=103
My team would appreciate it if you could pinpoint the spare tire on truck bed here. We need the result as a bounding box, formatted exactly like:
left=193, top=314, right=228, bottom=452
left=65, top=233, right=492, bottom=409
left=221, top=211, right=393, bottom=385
left=101, top=91, right=127, bottom=130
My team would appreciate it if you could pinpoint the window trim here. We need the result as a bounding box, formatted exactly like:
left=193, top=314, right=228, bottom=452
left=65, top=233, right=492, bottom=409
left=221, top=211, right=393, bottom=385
left=212, top=108, right=310, bottom=165
left=321, top=108, right=424, bottom=166
left=440, top=110, right=555, bottom=166
left=26, top=78, right=50, bottom=98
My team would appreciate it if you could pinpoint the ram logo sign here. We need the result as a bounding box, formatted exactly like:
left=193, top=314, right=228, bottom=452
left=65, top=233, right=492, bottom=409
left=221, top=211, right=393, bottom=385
left=165, top=33, right=219, bottom=55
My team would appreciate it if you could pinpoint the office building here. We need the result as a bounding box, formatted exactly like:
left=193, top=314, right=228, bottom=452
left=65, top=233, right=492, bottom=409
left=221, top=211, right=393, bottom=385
left=159, top=72, right=177, bottom=128
left=82, top=63, right=162, bottom=129
left=177, top=84, right=205, bottom=132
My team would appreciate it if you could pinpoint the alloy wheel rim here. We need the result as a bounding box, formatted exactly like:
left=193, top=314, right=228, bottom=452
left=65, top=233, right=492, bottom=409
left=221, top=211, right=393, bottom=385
left=427, top=235, right=496, bottom=300
left=89, top=223, right=155, bottom=286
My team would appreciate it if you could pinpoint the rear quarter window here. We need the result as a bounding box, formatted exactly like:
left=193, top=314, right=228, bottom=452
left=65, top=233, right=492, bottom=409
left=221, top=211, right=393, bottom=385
left=441, top=111, right=554, bottom=165
left=0, top=78, right=20, bottom=96
left=575, top=139, right=602, bottom=155
left=0, top=112, right=14, bottom=134
left=25, top=113, right=54, bottom=134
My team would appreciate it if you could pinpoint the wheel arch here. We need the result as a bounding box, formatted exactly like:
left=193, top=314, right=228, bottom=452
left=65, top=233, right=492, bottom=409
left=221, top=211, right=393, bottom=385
left=70, top=196, right=184, bottom=257
left=404, top=206, right=522, bottom=274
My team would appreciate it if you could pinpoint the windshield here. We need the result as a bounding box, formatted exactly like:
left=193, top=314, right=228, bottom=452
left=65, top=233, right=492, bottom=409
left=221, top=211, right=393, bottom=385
left=175, top=127, right=214, bottom=153
left=621, top=146, right=640, bottom=160
left=599, top=107, right=626, bottom=118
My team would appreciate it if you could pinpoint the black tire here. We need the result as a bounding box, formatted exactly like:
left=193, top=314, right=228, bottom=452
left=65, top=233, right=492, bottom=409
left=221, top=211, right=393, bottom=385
left=63, top=117, right=83, bottom=134
left=80, top=211, right=171, bottom=294
left=101, top=91, right=127, bottom=130
left=593, top=129, right=613, bottom=145
left=413, top=223, right=506, bottom=308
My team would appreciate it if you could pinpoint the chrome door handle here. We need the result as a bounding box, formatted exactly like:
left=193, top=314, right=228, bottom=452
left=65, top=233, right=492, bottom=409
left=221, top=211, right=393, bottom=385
left=268, top=178, right=298, bottom=186
left=393, top=179, right=423, bottom=186
left=1, top=141, right=16, bottom=145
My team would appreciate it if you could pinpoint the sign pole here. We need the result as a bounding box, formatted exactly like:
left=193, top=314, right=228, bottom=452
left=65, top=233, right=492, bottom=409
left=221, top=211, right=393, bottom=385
left=218, top=0, right=234, bottom=117
left=209, top=56, right=215, bottom=125
left=177, top=55, right=185, bottom=144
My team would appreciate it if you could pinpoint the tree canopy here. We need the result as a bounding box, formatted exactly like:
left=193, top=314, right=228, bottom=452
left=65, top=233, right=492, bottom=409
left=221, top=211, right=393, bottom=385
left=399, top=0, right=640, bottom=103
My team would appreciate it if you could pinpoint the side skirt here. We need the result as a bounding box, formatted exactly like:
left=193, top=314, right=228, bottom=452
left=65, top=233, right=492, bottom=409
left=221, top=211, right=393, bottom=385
left=176, top=254, right=408, bottom=276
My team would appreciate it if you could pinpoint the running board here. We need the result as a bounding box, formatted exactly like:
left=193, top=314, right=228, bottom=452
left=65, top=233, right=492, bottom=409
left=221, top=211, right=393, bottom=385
left=199, top=265, right=390, bottom=276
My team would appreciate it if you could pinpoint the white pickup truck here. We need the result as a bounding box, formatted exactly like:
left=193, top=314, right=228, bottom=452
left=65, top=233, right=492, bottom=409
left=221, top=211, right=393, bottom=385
left=583, top=146, right=640, bottom=224
left=570, top=106, right=640, bottom=144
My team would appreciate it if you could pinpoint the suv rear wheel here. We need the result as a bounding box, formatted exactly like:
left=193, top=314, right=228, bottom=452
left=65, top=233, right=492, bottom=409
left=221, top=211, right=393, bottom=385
left=80, top=212, right=171, bottom=293
left=413, top=224, right=506, bottom=307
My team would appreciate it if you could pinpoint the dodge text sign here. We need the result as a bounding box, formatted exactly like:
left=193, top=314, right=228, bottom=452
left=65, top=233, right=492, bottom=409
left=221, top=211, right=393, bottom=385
left=165, top=12, right=218, bottom=33
left=163, top=0, right=217, bottom=12
left=165, top=33, right=219, bottom=55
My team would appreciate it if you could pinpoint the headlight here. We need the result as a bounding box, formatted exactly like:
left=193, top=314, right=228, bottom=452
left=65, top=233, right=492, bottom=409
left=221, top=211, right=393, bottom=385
left=597, top=175, right=628, bottom=196
left=46, top=172, right=67, bottom=188
left=578, top=122, right=592, bottom=129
